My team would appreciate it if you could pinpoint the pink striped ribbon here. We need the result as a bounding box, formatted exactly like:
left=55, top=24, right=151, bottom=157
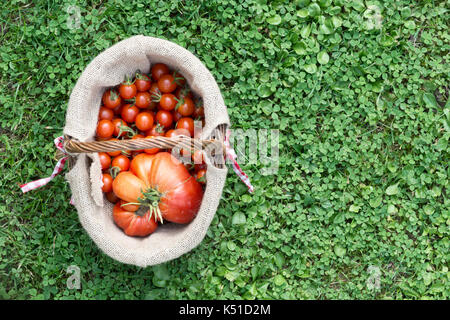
left=223, top=129, right=254, bottom=193
left=20, top=136, right=68, bottom=193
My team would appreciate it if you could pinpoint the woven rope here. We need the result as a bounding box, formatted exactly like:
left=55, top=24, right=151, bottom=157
left=55, top=124, right=228, bottom=168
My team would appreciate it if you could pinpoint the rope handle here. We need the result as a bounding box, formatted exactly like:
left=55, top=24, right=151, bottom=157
left=55, top=124, right=228, bottom=168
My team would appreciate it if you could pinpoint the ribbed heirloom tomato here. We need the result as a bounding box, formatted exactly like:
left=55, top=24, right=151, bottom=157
left=113, top=202, right=159, bottom=237
left=112, top=152, right=203, bottom=225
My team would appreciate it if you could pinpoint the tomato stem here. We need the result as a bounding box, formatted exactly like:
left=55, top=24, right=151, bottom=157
left=174, top=97, right=183, bottom=111
left=123, top=75, right=135, bottom=85
left=117, top=124, right=136, bottom=138
left=109, top=166, right=121, bottom=178
left=151, top=91, right=162, bottom=102
left=137, top=188, right=164, bottom=223
left=110, top=89, right=119, bottom=101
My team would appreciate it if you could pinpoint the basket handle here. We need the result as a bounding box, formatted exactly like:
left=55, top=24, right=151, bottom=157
left=56, top=124, right=228, bottom=168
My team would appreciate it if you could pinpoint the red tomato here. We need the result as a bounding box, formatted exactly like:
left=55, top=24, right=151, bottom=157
left=176, top=97, right=195, bottom=116
left=156, top=110, right=173, bottom=129
left=194, top=163, right=207, bottom=172
left=96, top=119, right=115, bottom=138
left=135, top=112, right=154, bottom=131
left=121, top=104, right=140, bottom=123
left=193, top=104, right=205, bottom=118
left=159, top=93, right=177, bottom=111
left=112, top=152, right=204, bottom=224
left=195, top=169, right=206, bottom=184
left=113, top=202, right=158, bottom=237
left=106, top=191, right=119, bottom=204
left=176, top=117, right=195, bottom=137
left=112, top=103, right=124, bottom=116
left=135, top=73, right=152, bottom=92
left=157, top=74, right=177, bottom=93
left=149, top=83, right=161, bottom=102
left=112, top=154, right=130, bottom=172
left=119, top=82, right=137, bottom=100
left=135, top=92, right=152, bottom=109
left=99, top=152, right=111, bottom=170
left=165, top=128, right=190, bottom=138
left=151, top=63, right=170, bottom=81
left=112, top=118, right=128, bottom=138
left=145, top=123, right=165, bottom=137
left=98, top=106, right=114, bottom=121
left=102, top=173, right=113, bottom=192
left=172, top=110, right=183, bottom=122
left=175, top=87, right=193, bottom=100
left=102, top=89, right=121, bottom=109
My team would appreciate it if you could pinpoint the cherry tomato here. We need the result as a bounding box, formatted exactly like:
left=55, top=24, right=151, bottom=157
left=99, top=152, right=111, bottom=170
left=193, top=104, right=205, bottom=118
left=112, top=103, right=124, bottom=116
left=144, top=136, right=160, bottom=155
left=145, top=123, right=165, bottom=137
left=106, top=191, right=119, bottom=204
left=119, top=82, right=137, bottom=100
left=159, top=93, right=177, bottom=111
left=156, top=110, right=173, bottom=129
left=112, top=118, right=128, bottom=138
left=121, top=104, right=140, bottom=123
left=96, top=119, right=115, bottom=138
left=175, top=87, right=193, bottom=100
left=172, top=110, right=183, bottom=122
left=165, top=128, right=191, bottom=138
left=194, top=163, right=207, bottom=172
left=195, top=169, right=206, bottom=184
left=176, top=117, right=195, bottom=137
left=112, top=154, right=131, bottom=172
left=135, top=112, right=154, bottom=131
left=157, top=74, right=177, bottom=93
left=98, top=106, right=114, bottom=121
left=151, top=63, right=170, bottom=81
left=102, top=89, right=121, bottom=109
left=149, top=83, right=161, bottom=102
left=176, top=97, right=195, bottom=116
left=135, top=92, right=152, bottom=109
left=102, top=173, right=113, bottom=192
left=135, top=74, right=152, bottom=92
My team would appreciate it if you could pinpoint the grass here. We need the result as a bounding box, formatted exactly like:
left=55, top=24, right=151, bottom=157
left=0, top=0, right=449, bottom=299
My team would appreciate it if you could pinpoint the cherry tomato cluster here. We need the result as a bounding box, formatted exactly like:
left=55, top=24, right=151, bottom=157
left=96, top=63, right=207, bottom=203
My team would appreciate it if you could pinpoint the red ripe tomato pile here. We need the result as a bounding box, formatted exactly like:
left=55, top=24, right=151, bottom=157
left=96, top=63, right=207, bottom=237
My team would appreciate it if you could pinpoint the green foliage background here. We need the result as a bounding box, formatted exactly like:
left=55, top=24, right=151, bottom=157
left=0, top=0, right=448, bottom=299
